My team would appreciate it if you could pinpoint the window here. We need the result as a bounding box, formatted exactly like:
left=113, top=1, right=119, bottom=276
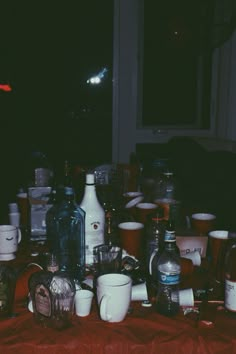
left=113, top=0, right=236, bottom=162
left=142, top=0, right=212, bottom=129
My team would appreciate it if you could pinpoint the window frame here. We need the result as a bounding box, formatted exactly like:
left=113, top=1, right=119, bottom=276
left=112, top=0, right=220, bottom=163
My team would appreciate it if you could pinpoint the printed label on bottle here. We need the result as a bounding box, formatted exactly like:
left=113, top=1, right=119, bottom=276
left=158, top=271, right=180, bottom=285
left=85, top=230, right=104, bottom=265
left=35, top=284, right=51, bottom=317
left=225, top=279, right=236, bottom=312
left=164, top=230, right=175, bottom=242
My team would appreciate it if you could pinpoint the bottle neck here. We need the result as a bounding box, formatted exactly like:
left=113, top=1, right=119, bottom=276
left=83, top=183, right=97, bottom=199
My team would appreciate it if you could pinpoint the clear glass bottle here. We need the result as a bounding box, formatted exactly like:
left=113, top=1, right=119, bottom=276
left=80, top=173, right=105, bottom=266
left=156, top=219, right=181, bottom=316
left=157, top=171, right=177, bottom=200
left=46, top=186, right=85, bottom=282
left=145, top=207, right=166, bottom=281
left=224, top=235, right=236, bottom=316
left=46, top=253, right=59, bottom=273
left=29, top=269, right=76, bottom=329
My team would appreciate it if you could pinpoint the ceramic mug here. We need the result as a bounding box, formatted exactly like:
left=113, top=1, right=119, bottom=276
left=0, top=225, right=22, bottom=260
left=96, top=273, right=132, bottom=322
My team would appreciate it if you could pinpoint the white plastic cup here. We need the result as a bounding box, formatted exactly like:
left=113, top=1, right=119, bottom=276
left=131, top=282, right=148, bottom=301
left=8, top=203, right=19, bottom=213
left=9, top=212, right=21, bottom=228
left=178, top=288, right=194, bottom=307
left=74, top=289, right=94, bottom=317
left=182, top=250, right=201, bottom=266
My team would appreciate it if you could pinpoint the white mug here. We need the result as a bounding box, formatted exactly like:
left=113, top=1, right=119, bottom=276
left=96, top=273, right=132, bottom=323
left=0, top=225, right=22, bottom=260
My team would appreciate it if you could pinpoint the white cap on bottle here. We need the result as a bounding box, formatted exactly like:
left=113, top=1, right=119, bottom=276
left=86, top=173, right=95, bottom=184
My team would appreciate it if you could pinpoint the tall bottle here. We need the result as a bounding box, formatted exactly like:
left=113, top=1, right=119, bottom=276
left=46, top=186, right=85, bottom=282
left=146, top=207, right=166, bottom=281
left=224, top=235, right=236, bottom=316
left=156, top=219, right=181, bottom=316
left=80, top=173, right=105, bottom=266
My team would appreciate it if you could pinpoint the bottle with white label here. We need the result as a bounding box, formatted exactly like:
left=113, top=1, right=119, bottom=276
left=224, top=236, right=236, bottom=317
left=80, top=173, right=105, bottom=266
left=156, top=220, right=181, bottom=316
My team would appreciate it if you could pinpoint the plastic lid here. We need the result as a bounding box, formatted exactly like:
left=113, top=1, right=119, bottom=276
left=141, top=300, right=152, bottom=307
left=125, top=195, right=144, bottom=209
left=86, top=173, right=95, bottom=184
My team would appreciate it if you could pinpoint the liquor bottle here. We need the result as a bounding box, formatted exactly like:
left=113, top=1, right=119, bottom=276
left=145, top=207, right=166, bottom=282
left=28, top=267, right=76, bottom=329
left=80, top=173, right=105, bottom=266
left=0, top=265, right=16, bottom=318
left=224, top=235, right=236, bottom=316
left=156, top=219, right=181, bottom=316
left=46, top=186, right=85, bottom=282
left=155, top=171, right=177, bottom=200
left=63, top=159, right=73, bottom=188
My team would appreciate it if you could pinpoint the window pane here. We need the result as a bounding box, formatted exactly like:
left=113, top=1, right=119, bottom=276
left=142, top=0, right=212, bottom=128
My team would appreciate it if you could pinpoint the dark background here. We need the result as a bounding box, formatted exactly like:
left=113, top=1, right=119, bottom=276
left=0, top=1, right=113, bottom=220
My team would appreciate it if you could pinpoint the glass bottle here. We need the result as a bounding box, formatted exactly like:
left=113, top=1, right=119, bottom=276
left=157, top=171, right=177, bottom=200
left=224, top=235, right=236, bottom=316
left=46, top=186, right=85, bottom=282
left=0, top=265, right=16, bottom=318
left=156, top=219, right=181, bottom=316
left=145, top=207, right=166, bottom=281
left=80, top=173, right=105, bottom=266
left=46, top=253, right=59, bottom=273
left=63, top=159, right=73, bottom=188
left=29, top=268, right=76, bottom=329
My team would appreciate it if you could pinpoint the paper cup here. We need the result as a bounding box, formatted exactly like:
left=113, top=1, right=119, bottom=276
left=182, top=250, right=201, bottom=266
left=131, top=282, right=148, bottom=301
left=75, top=289, right=94, bottom=317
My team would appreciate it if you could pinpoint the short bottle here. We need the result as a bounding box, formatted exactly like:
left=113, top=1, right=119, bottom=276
left=156, top=219, right=181, bottom=316
left=29, top=267, right=76, bottom=329
left=80, top=173, right=105, bottom=266
left=46, top=186, right=86, bottom=282
left=224, top=235, right=236, bottom=316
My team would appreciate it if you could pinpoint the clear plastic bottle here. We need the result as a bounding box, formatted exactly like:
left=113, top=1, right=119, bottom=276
left=46, top=186, right=85, bottom=282
left=156, top=220, right=181, bottom=316
left=80, top=173, right=105, bottom=266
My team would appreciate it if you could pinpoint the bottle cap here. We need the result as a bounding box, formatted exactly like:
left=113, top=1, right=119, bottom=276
left=86, top=173, right=95, bottom=184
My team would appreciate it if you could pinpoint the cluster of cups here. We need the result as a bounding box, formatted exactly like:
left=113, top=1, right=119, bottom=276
left=27, top=264, right=150, bottom=323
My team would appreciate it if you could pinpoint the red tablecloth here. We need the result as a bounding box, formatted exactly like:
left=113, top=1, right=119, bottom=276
left=1, top=243, right=236, bottom=354
left=0, top=298, right=236, bottom=354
